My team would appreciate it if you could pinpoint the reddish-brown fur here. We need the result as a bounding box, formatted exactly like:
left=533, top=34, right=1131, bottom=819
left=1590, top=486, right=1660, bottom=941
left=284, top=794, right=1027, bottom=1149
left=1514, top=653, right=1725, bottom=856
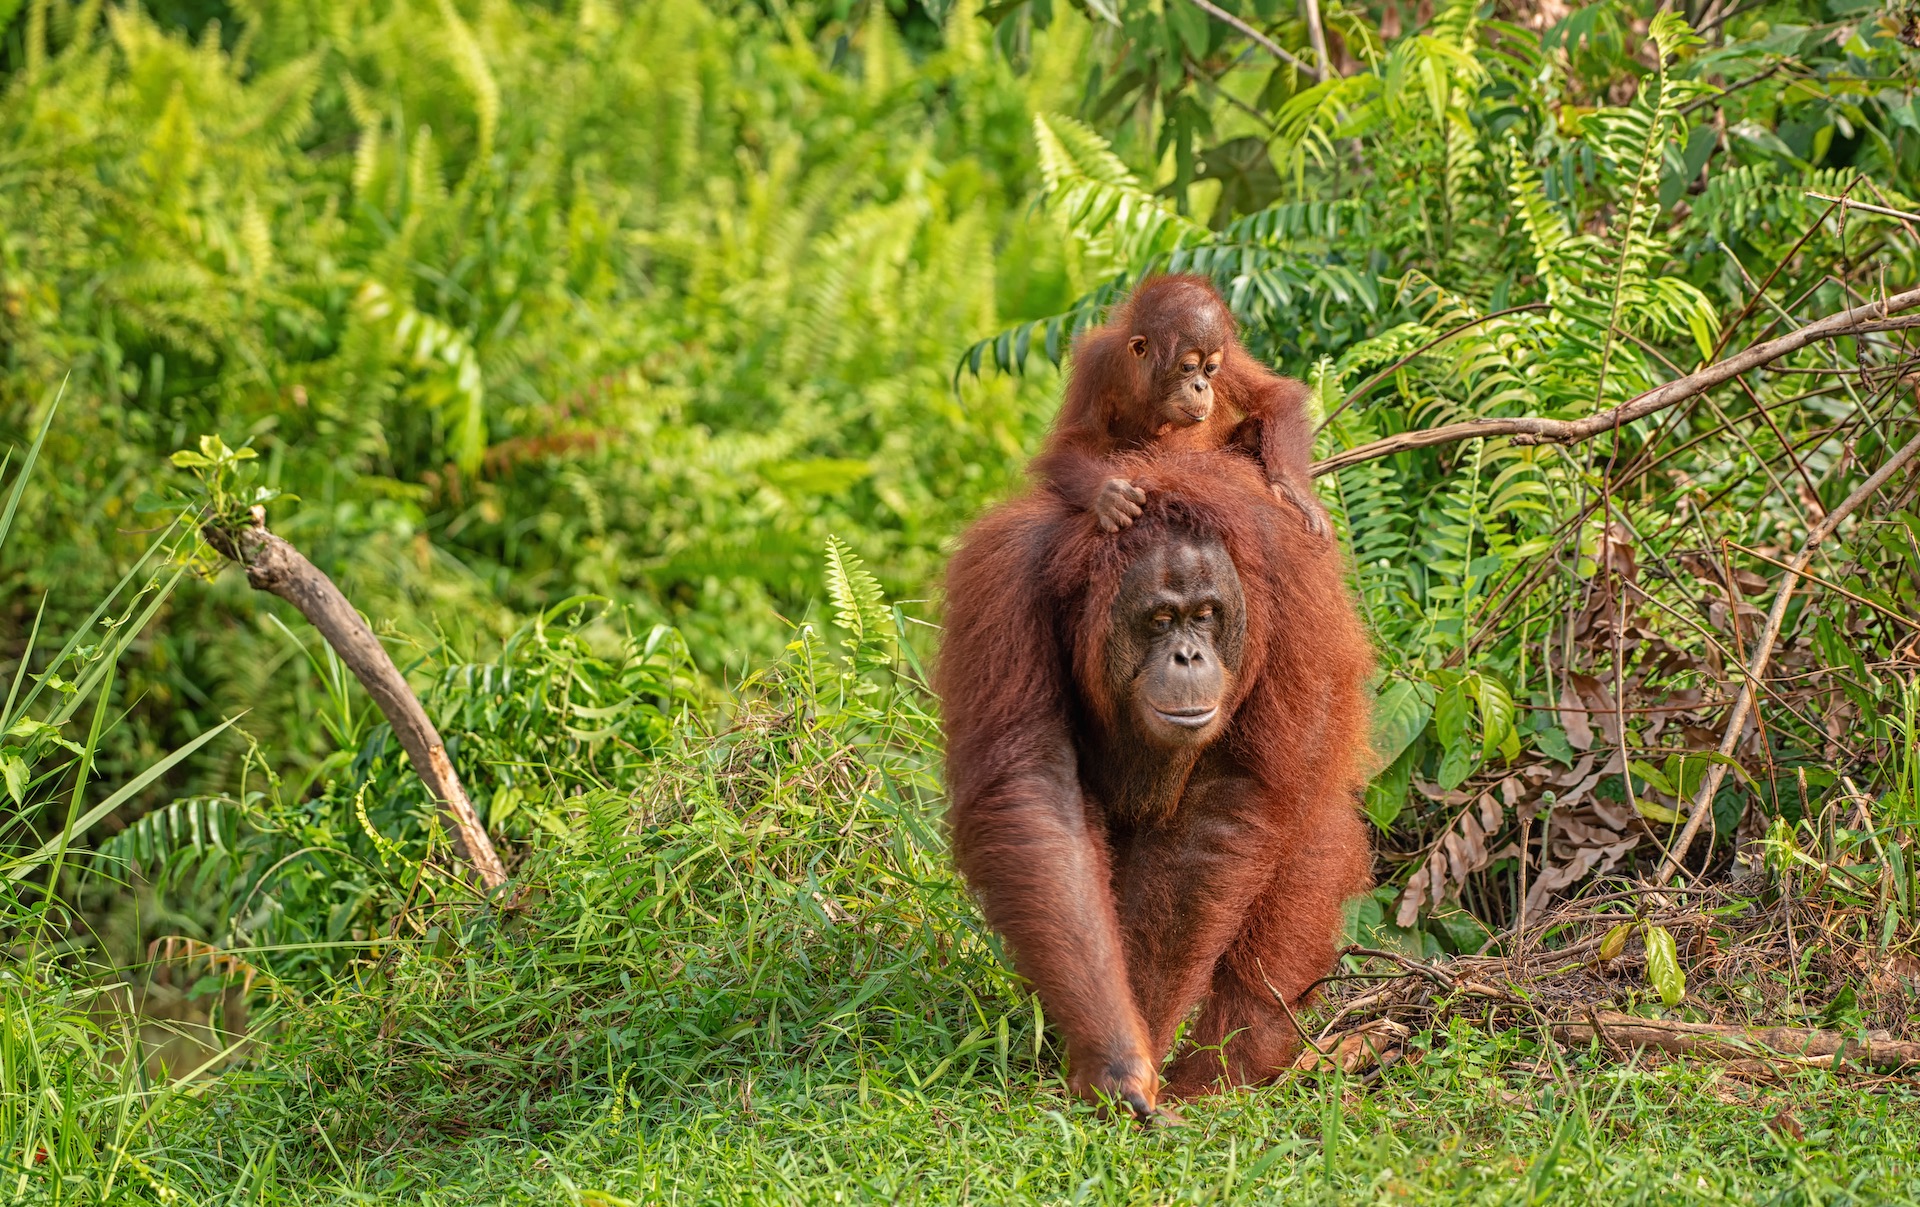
left=1030, top=274, right=1326, bottom=536
left=938, top=446, right=1373, bottom=1112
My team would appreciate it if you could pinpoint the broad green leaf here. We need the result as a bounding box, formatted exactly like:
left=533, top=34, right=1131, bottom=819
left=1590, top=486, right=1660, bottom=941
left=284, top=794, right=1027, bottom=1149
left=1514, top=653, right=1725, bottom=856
left=1437, top=742, right=1479, bottom=792
left=1370, top=678, right=1433, bottom=767
left=5, top=717, right=53, bottom=740
left=0, top=752, right=25, bottom=805
left=1434, top=678, right=1471, bottom=750
left=1629, top=758, right=1676, bottom=797
left=1643, top=923, right=1686, bottom=1006
left=1468, top=673, right=1516, bottom=762
left=1635, top=798, right=1685, bottom=825
left=1365, top=741, right=1418, bottom=831
left=1534, top=722, right=1574, bottom=766
left=1167, top=0, right=1212, bottom=57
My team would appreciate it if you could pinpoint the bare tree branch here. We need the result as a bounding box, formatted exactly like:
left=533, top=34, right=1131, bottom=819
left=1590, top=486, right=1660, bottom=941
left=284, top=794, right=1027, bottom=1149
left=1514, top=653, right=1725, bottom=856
left=204, top=512, right=509, bottom=891
left=1806, top=191, right=1920, bottom=225
left=1181, top=0, right=1318, bottom=77
left=1655, top=429, right=1920, bottom=884
left=1299, top=0, right=1331, bottom=82
left=1309, top=286, right=1920, bottom=477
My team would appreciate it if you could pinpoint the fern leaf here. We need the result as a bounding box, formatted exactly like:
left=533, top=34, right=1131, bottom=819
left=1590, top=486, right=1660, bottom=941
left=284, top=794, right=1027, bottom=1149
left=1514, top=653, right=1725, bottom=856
left=824, top=535, right=888, bottom=648
left=436, top=0, right=499, bottom=164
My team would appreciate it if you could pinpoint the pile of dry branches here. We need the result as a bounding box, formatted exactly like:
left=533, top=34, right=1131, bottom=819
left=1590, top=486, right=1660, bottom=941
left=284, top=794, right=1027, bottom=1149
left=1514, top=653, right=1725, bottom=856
left=1298, top=876, right=1920, bottom=1082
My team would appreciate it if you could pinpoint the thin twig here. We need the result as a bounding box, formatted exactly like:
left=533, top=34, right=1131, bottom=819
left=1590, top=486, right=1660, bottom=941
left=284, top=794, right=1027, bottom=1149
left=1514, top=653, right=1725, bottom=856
left=1678, top=59, right=1788, bottom=114
left=1656, top=429, right=1920, bottom=882
left=1342, top=946, right=1457, bottom=989
left=1180, top=0, right=1317, bottom=76
left=1257, top=957, right=1330, bottom=1055
left=1807, top=192, right=1920, bottom=225
left=1299, top=0, right=1330, bottom=82
left=1709, top=192, right=1851, bottom=363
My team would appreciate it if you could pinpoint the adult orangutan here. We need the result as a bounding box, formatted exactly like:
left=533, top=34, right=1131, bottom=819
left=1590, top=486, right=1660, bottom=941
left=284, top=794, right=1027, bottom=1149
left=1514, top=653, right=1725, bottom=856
left=937, top=446, right=1372, bottom=1122
left=1029, top=273, right=1329, bottom=539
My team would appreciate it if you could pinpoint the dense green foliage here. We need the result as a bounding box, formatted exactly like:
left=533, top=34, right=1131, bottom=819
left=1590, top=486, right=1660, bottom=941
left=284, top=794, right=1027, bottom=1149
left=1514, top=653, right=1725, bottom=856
left=2, top=0, right=1079, bottom=787
left=5, top=0, right=1920, bottom=1200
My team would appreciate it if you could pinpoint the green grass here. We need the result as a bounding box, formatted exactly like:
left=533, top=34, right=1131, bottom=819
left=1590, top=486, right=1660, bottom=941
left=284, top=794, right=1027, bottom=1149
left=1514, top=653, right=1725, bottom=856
left=36, top=1023, right=1920, bottom=1204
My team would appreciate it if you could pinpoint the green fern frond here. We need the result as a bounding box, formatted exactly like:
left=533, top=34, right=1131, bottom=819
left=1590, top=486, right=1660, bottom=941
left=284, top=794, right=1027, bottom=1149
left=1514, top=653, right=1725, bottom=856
left=1270, top=74, right=1381, bottom=188
left=436, top=0, right=500, bottom=165
left=93, top=795, right=238, bottom=877
left=1032, top=112, right=1204, bottom=271
left=354, top=280, right=488, bottom=473
left=824, top=534, right=889, bottom=651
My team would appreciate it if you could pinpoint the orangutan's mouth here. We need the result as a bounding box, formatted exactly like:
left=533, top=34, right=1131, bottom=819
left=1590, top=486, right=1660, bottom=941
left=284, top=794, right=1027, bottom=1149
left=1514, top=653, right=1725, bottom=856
left=1152, top=705, right=1218, bottom=729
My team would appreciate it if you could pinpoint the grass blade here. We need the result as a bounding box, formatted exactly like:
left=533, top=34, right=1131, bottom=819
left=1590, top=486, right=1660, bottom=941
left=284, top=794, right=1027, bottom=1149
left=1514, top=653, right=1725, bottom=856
left=4, top=714, right=242, bottom=881
left=0, top=374, right=62, bottom=552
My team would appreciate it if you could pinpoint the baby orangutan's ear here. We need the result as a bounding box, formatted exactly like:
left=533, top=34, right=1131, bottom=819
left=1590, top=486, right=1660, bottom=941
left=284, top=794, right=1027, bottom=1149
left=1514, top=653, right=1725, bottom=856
left=1128, top=335, right=1149, bottom=358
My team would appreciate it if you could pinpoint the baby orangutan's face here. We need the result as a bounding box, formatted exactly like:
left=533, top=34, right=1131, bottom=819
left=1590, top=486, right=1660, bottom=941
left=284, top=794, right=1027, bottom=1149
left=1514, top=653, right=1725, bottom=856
left=1131, top=340, right=1224, bottom=435
left=1124, top=282, right=1234, bottom=435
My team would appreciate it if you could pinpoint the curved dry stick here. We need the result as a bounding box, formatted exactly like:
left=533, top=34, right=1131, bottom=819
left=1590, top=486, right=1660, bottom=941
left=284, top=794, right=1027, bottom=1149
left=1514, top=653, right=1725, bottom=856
left=1309, top=287, right=1920, bottom=477
left=1654, top=429, right=1920, bottom=883
left=204, top=514, right=509, bottom=891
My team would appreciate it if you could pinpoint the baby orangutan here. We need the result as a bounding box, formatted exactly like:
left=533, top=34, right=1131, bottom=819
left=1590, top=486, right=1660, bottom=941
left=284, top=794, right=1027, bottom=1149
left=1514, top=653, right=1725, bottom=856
left=1031, top=274, right=1329, bottom=538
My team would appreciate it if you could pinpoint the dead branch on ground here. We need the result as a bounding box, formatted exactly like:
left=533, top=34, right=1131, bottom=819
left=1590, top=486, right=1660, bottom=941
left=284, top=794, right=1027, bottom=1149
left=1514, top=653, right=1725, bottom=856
left=1299, top=880, right=1920, bottom=1084
left=1552, top=1012, right=1920, bottom=1071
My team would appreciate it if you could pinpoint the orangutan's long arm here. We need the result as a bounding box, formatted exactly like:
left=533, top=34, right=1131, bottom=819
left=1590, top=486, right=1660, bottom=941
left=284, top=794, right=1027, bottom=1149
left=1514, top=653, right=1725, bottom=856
left=949, top=739, right=1159, bottom=1118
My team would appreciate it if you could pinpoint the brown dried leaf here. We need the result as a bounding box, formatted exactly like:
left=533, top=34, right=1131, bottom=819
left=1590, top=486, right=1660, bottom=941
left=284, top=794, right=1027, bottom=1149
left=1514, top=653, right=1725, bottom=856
left=1443, top=827, right=1473, bottom=882
left=1678, top=550, right=1725, bottom=588
left=1396, top=865, right=1429, bottom=928
left=1551, top=752, right=1597, bottom=788
left=1292, top=1020, right=1409, bottom=1073
left=1559, top=684, right=1595, bottom=751
left=1571, top=673, right=1622, bottom=746
left=1597, top=521, right=1639, bottom=582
